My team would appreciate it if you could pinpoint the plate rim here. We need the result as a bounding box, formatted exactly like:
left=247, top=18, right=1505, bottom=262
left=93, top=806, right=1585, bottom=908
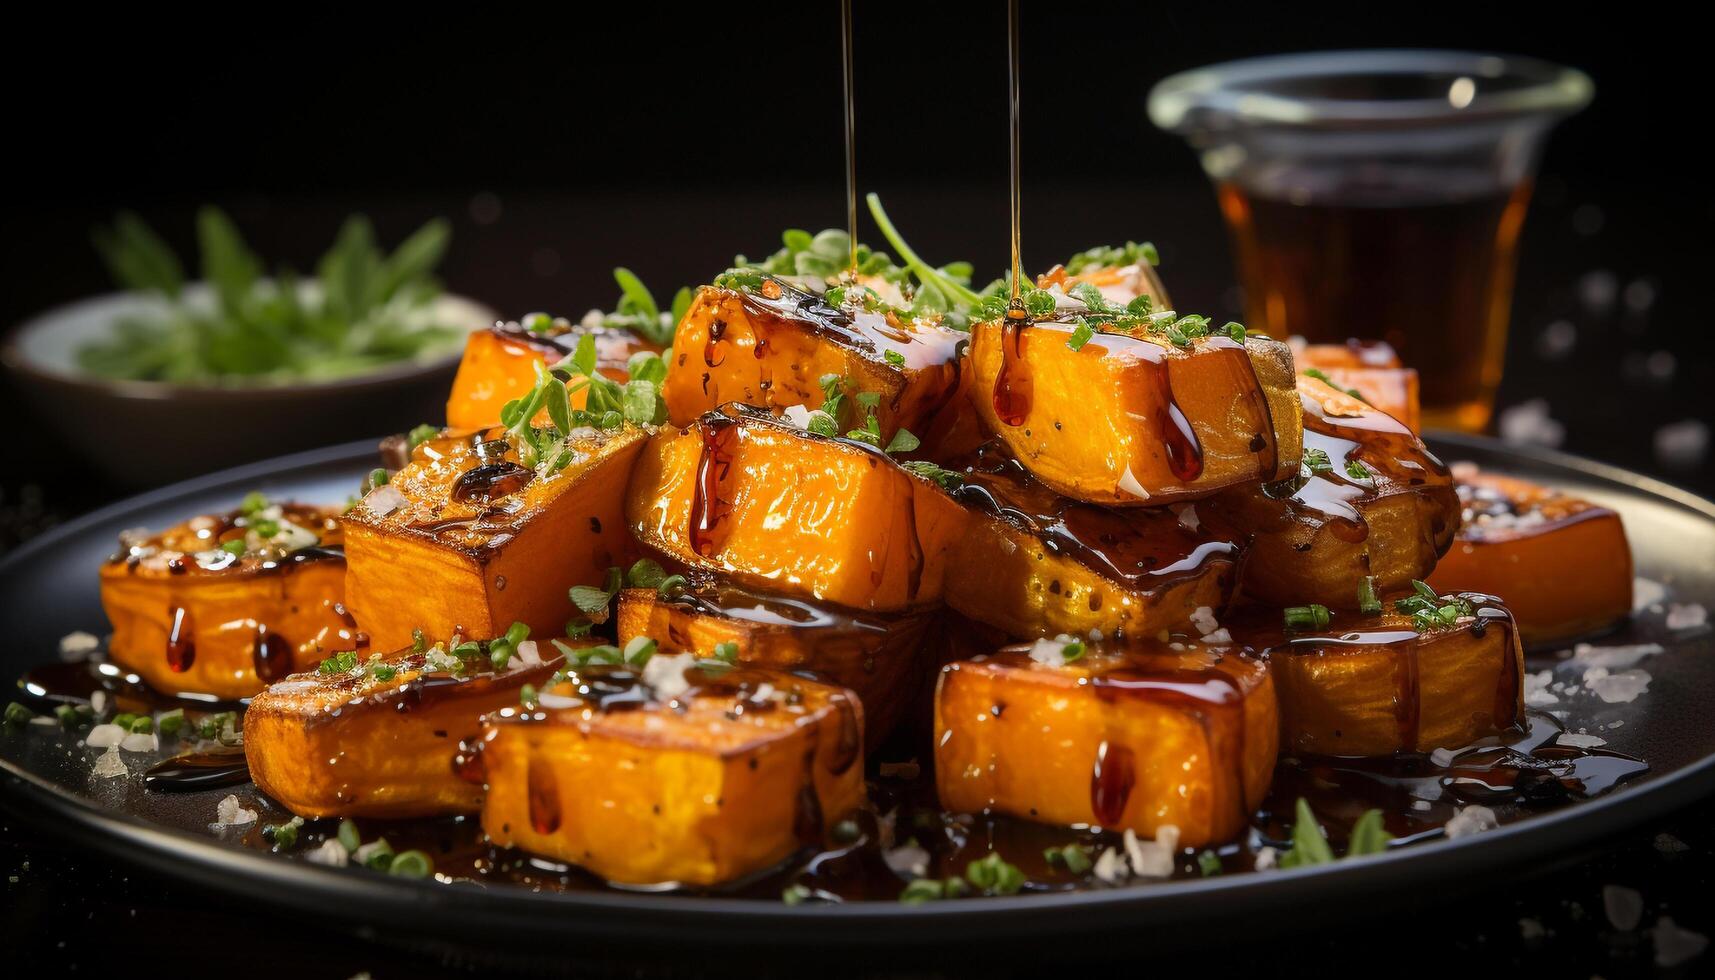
left=5, top=432, right=1715, bottom=943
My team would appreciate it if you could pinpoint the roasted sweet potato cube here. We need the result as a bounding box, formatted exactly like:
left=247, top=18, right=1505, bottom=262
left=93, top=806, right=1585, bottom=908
left=934, top=639, right=1277, bottom=848
left=1295, top=339, right=1420, bottom=432
left=98, top=500, right=348, bottom=699
left=1208, top=375, right=1459, bottom=608
left=1428, top=465, right=1632, bottom=646
left=1251, top=592, right=1525, bottom=756
left=446, top=320, right=656, bottom=430
left=479, top=656, right=864, bottom=886
left=1037, top=258, right=1171, bottom=309
left=615, top=582, right=932, bottom=740
left=660, top=280, right=963, bottom=445
left=246, top=640, right=565, bottom=818
left=939, top=441, right=1242, bottom=640
left=344, top=425, right=646, bottom=650
left=967, top=318, right=1301, bottom=505
left=626, top=405, right=965, bottom=612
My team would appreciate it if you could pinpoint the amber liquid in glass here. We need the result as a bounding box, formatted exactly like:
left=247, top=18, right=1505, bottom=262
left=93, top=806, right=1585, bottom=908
left=1218, top=180, right=1533, bottom=432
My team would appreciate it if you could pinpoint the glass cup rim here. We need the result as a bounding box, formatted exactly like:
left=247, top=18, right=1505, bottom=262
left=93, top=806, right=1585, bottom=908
left=1148, top=49, right=1593, bottom=131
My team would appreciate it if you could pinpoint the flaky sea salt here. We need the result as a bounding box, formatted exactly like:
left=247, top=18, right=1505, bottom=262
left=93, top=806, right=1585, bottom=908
left=641, top=652, right=696, bottom=701
left=90, top=744, right=128, bottom=779
left=306, top=839, right=350, bottom=867
left=882, top=840, right=929, bottom=878
left=211, top=794, right=258, bottom=829
left=1603, top=884, right=1644, bottom=931
left=1667, top=603, right=1708, bottom=632
left=1583, top=667, right=1651, bottom=704
left=1558, top=732, right=1608, bottom=749
left=1444, top=805, right=1499, bottom=839
left=1653, top=917, right=1710, bottom=968
left=1524, top=670, right=1557, bottom=707
left=1122, top=825, right=1179, bottom=879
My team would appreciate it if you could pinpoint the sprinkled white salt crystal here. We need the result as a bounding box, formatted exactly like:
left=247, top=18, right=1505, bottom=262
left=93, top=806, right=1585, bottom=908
left=1524, top=670, right=1558, bottom=707
left=780, top=404, right=813, bottom=429
left=212, top=794, right=258, bottom=828
left=1092, top=847, right=1127, bottom=883
left=641, top=652, right=696, bottom=701
left=1583, top=667, right=1651, bottom=704
left=1444, top=804, right=1499, bottom=839
left=1572, top=642, right=1664, bottom=671
left=882, top=840, right=929, bottom=878
left=1654, top=833, right=1691, bottom=855
left=1558, top=732, right=1608, bottom=749
left=1027, top=636, right=1076, bottom=668
left=1633, top=577, right=1668, bottom=611
left=515, top=640, right=541, bottom=666
left=364, top=484, right=407, bottom=518
left=1603, top=884, right=1644, bottom=931
left=1252, top=846, right=1278, bottom=870
left=306, top=839, right=350, bottom=867
left=90, top=691, right=107, bottom=716
left=1171, top=503, right=1201, bottom=532
left=1116, top=465, right=1150, bottom=501
left=1189, top=606, right=1219, bottom=636
left=85, top=724, right=126, bottom=748
left=1653, top=916, right=1710, bottom=968
left=1200, top=629, right=1233, bottom=645
left=120, top=732, right=158, bottom=753
left=1666, top=603, right=1708, bottom=632
left=1124, top=825, right=1179, bottom=879
left=90, top=745, right=128, bottom=779
left=59, top=631, right=99, bottom=660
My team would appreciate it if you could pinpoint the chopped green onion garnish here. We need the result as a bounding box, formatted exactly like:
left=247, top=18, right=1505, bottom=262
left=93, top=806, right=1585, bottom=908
left=337, top=820, right=361, bottom=853
left=1358, top=576, right=1382, bottom=616
left=1283, top=604, right=1331, bottom=631
left=388, top=850, right=433, bottom=879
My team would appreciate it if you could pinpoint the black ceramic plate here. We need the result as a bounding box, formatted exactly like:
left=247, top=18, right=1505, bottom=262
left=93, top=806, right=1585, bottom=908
left=3, top=434, right=1713, bottom=958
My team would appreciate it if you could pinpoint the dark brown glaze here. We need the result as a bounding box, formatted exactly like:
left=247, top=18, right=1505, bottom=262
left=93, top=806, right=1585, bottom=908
left=166, top=605, right=195, bottom=673
left=17, top=658, right=248, bottom=714
left=488, top=319, right=659, bottom=365
left=105, top=502, right=345, bottom=581
left=992, top=312, right=1033, bottom=427
left=689, top=414, right=739, bottom=558
left=1288, top=386, right=1452, bottom=532
left=946, top=440, right=1240, bottom=592
left=252, top=625, right=292, bottom=684
left=730, top=276, right=967, bottom=375
left=527, top=755, right=563, bottom=834
left=143, top=749, right=251, bottom=792
left=451, top=461, right=535, bottom=504
left=1089, top=740, right=1136, bottom=827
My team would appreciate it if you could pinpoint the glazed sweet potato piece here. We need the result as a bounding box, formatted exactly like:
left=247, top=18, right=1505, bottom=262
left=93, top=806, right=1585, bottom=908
left=1037, top=258, right=1170, bottom=309
left=1295, top=339, right=1421, bottom=432
left=934, top=639, right=1277, bottom=848
left=626, top=405, right=965, bottom=612
left=344, top=425, right=647, bottom=650
left=661, top=278, right=963, bottom=445
left=446, top=320, right=656, bottom=430
left=246, top=639, right=565, bottom=818
left=479, top=656, right=864, bottom=886
left=939, top=441, right=1243, bottom=640
left=1246, top=591, right=1525, bottom=756
left=1428, top=465, right=1632, bottom=646
left=1207, top=376, right=1459, bottom=608
left=966, top=317, right=1301, bottom=505
left=98, top=499, right=349, bottom=699
left=615, top=582, right=933, bottom=740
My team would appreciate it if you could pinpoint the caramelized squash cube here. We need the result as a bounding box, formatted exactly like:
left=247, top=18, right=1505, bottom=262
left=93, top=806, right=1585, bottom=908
left=246, top=641, right=565, bottom=818
left=446, top=320, right=656, bottom=430
left=98, top=502, right=347, bottom=699
left=660, top=280, right=963, bottom=444
left=1037, top=258, right=1171, bottom=310
left=1253, top=593, right=1525, bottom=756
left=1295, top=339, right=1420, bottom=432
left=939, top=441, right=1243, bottom=639
left=625, top=405, right=965, bottom=612
left=344, top=425, right=647, bottom=650
left=1428, top=466, right=1632, bottom=646
left=1207, top=375, right=1459, bottom=608
left=479, top=657, right=863, bottom=886
left=616, top=582, right=933, bottom=740
left=967, top=319, right=1301, bottom=505
left=934, top=639, right=1277, bottom=848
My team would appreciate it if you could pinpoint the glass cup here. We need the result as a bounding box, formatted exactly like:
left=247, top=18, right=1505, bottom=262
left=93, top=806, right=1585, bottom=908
left=1149, top=50, right=1592, bottom=432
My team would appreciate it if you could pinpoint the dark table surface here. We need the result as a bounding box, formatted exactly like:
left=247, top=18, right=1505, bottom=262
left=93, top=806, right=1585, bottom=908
left=5, top=176, right=1714, bottom=976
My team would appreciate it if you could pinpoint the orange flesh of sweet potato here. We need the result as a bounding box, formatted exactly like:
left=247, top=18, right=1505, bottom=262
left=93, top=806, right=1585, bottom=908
left=98, top=503, right=349, bottom=699
left=966, top=320, right=1302, bottom=505
left=343, top=425, right=646, bottom=650
left=661, top=281, right=963, bottom=444
left=445, top=322, right=654, bottom=430
left=1208, top=375, right=1459, bottom=609
left=245, top=644, right=567, bottom=818
left=625, top=405, right=965, bottom=612
left=1428, top=466, right=1633, bottom=646
left=479, top=659, right=864, bottom=886
left=938, top=440, right=1243, bottom=639
left=1240, top=593, right=1525, bottom=757
left=934, top=640, right=1277, bottom=848
left=615, top=583, right=933, bottom=741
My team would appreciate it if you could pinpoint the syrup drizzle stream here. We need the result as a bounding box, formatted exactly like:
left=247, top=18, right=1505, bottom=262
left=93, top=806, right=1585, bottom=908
left=840, top=0, right=858, bottom=273
left=689, top=415, right=738, bottom=557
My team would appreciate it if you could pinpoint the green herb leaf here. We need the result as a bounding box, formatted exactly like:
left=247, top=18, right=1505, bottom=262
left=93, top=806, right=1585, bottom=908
left=1278, top=798, right=1336, bottom=868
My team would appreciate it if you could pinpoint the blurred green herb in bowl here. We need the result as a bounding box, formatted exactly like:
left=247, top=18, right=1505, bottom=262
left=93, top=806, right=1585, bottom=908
left=81, top=208, right=465, bottom=385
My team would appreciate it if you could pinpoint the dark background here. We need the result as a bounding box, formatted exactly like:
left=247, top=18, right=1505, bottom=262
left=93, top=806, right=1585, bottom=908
left=5, top=2, right=1714, bottom=975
